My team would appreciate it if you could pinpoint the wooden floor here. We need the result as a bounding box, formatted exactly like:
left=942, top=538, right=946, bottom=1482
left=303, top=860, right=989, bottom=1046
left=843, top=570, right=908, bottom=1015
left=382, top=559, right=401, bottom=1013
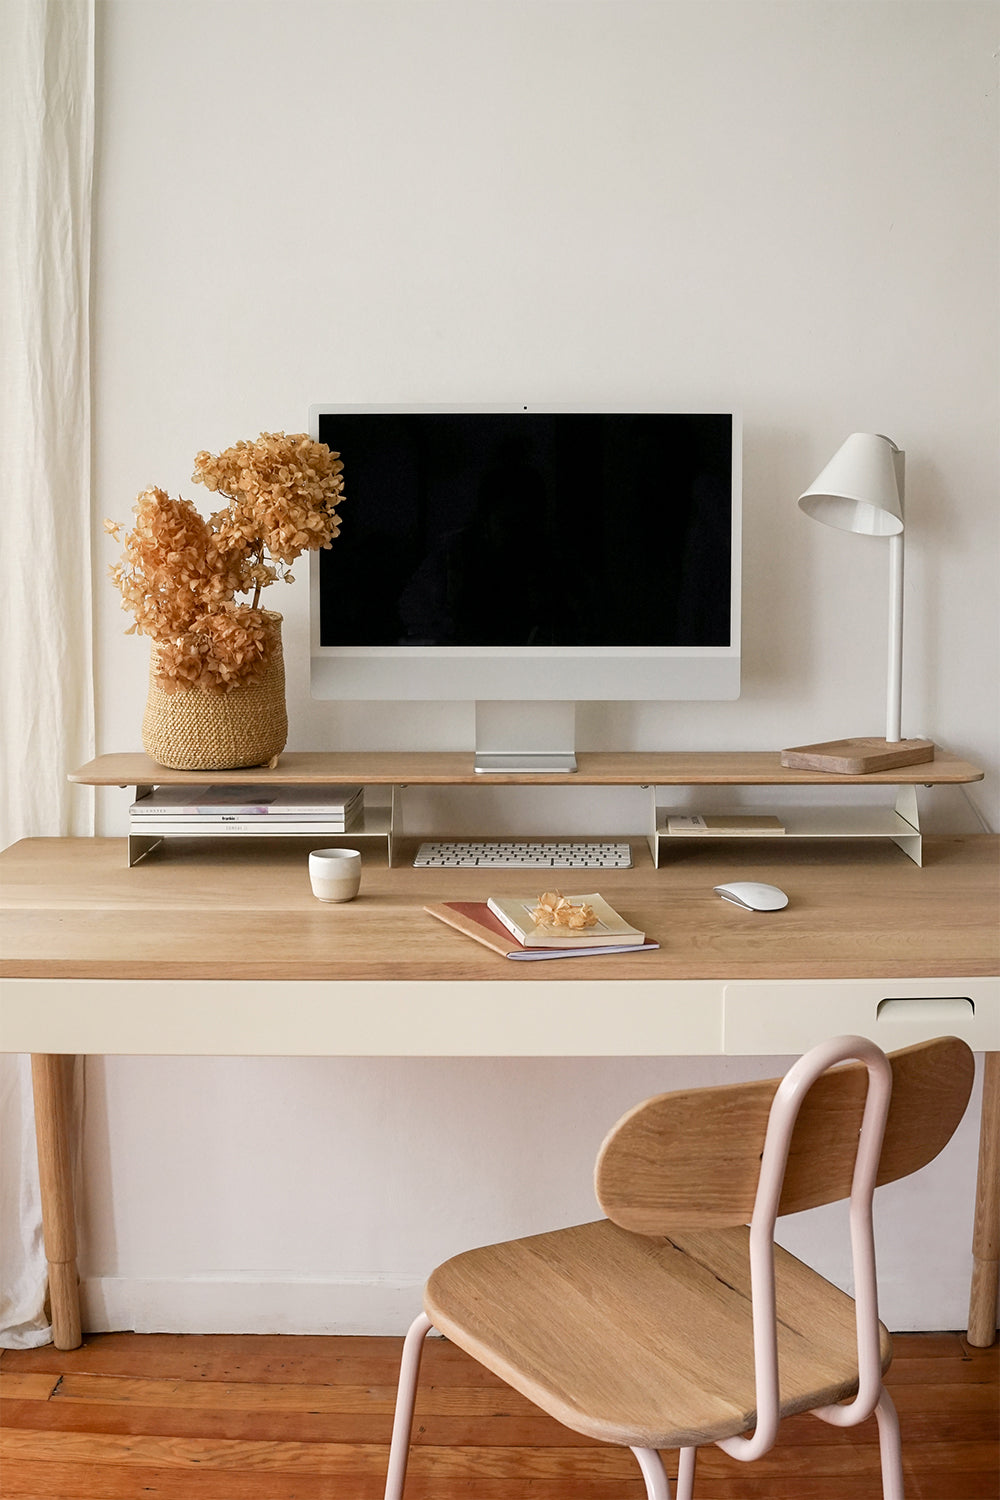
left=1, top=1331, right=996, bottom=1499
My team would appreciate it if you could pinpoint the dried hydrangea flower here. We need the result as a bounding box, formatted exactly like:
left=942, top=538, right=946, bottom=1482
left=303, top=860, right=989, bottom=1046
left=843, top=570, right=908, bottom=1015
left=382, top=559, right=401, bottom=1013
left=529, top=892, right=598, bottom=929
left=192, top=431, right=344, bottom=595
left=109, top=431, right=345, bottom=693
left=151, top=607, right=277, bottom=695
left=109, top=487, right=246, bottom=641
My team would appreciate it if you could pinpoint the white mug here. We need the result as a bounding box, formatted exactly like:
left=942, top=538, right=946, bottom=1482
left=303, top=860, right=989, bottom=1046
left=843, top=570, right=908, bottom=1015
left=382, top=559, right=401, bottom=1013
left=309, top=848, right=362, bottom=903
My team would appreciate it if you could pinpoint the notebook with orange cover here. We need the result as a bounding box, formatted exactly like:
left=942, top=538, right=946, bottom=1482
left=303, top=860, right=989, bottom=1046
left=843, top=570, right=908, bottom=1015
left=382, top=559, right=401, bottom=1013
left=425, top=901, right=658, bottom=961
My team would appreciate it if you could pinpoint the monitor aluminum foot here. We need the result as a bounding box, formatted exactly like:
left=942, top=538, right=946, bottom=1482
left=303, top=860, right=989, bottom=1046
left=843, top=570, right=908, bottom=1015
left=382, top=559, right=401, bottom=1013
left=474, top=750, right=578, bottom=774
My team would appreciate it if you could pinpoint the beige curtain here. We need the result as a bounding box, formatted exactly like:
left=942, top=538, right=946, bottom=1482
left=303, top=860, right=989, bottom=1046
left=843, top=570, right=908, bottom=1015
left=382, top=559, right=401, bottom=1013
left=0, top=0, right=95, bottom=1346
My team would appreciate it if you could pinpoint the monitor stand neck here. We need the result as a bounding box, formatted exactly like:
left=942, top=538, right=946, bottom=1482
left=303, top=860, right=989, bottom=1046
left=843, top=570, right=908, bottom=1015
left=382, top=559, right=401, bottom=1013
left=474, top=701, right=578, bottom=774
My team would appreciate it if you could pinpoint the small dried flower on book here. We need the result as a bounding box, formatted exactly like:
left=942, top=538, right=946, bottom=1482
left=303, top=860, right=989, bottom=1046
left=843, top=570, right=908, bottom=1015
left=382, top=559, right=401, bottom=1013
left=529, top=891, right=598, bottom=929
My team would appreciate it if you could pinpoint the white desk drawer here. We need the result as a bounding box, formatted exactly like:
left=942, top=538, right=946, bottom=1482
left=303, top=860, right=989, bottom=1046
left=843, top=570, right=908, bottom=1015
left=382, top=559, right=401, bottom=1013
left=723, top=977, right=1000, bottom=1054
left=0, top=977, right=725, bottom=1057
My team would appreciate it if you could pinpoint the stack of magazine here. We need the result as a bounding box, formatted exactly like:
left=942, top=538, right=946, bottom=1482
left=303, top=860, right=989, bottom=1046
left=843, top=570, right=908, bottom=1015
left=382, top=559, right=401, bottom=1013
left=425, top=892, right=658, bottom=962
left=129, top=784, right=365, bottom=838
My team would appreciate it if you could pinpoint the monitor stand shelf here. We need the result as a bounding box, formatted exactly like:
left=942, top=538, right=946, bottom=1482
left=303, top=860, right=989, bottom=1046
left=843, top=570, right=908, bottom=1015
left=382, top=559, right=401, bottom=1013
left=70, top=751, right=984, bottom=869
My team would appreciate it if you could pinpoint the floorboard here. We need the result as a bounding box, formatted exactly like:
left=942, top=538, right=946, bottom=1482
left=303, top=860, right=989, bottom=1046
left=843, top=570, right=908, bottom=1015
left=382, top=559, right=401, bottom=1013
left=1, top=1331, right=996, bottom=1499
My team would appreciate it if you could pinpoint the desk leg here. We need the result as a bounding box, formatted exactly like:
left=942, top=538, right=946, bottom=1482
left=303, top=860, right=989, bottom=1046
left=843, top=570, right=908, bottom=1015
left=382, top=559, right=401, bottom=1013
left=967, top=1051, right=999, bottom=1347
left=30, top=1055, right=82, bottom=1350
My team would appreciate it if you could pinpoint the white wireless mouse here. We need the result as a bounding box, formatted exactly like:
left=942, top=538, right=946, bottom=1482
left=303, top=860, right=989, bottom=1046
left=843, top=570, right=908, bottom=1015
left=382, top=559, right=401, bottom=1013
left=714, top=881, right=789, bottom=912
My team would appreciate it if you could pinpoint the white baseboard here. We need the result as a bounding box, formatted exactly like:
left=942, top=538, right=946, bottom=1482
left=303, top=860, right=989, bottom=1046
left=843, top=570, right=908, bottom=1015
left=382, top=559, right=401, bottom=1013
left=81, top=1274, right=426, bottom=1335
left=80, top=1269, right=990, bottom=1338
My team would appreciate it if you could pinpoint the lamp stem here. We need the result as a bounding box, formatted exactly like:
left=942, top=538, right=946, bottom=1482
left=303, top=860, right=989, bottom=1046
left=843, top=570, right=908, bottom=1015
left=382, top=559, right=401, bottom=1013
left=885, top=528, right=904, bottom=745
left=884, top=444, right=906, bottom=743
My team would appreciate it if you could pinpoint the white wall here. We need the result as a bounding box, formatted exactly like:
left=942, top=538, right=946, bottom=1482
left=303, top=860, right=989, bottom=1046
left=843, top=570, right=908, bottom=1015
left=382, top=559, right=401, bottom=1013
left=85, top=0, right=998, bottom=1333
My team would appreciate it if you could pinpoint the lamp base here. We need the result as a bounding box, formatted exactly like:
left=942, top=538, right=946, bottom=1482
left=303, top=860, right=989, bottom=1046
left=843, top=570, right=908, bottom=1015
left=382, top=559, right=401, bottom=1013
left=780, top=737, right=936, bottom=775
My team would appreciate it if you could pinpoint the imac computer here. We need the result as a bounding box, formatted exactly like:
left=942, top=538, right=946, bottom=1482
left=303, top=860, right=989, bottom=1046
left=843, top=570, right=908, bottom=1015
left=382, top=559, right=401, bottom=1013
left=309, top=406, right=741, bottom=771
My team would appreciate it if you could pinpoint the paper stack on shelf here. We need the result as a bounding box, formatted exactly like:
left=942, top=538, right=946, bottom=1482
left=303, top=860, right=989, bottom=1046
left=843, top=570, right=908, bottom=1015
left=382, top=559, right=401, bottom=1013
left=665, top=813, right=786, bottom=836
left=129, top=784, right=364, bottom=835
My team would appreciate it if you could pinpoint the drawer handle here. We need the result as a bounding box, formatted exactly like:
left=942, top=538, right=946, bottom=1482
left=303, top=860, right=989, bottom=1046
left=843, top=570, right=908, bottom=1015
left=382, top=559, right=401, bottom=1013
left=876, top=997, right=974, bottom=1022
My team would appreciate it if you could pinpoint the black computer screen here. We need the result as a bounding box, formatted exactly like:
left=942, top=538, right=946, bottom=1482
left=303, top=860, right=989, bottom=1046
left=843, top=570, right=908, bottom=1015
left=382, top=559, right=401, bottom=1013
left=315, top=412, right=733, bottom=649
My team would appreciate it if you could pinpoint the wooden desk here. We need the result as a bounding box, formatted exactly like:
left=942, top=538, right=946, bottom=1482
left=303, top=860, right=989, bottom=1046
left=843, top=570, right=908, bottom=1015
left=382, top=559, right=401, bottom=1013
left=2, top=835, right=998, bottom=1350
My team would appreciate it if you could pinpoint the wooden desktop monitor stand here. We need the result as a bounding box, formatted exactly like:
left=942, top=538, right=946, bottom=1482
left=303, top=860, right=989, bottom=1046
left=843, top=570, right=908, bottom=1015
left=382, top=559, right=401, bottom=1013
left=68, top=747, right=987, bottom=869
left=1, top=832, right=997, bottom=1352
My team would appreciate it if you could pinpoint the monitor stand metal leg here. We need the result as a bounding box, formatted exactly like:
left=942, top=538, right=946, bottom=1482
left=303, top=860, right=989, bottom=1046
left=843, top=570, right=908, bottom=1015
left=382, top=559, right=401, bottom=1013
left=891, top=784, right=922, bottom=866
left=128, top=832, right=164, bottom=866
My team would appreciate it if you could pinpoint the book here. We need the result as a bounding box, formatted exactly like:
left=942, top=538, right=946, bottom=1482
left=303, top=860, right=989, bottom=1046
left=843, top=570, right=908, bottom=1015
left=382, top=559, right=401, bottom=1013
left=485, top=892, right=645, bottom=949
left=130, top=784, right=364, bottom=819
left=126, top=813, right=364, bottom=835
left=665, top=814, right=785, bottom=836
left=425, top=902, right=658, bottom=961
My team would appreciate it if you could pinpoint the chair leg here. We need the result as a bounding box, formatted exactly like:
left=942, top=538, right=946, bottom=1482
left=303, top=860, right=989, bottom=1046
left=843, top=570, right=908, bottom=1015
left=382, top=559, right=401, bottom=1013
left=384, top=1312, right=433, bottom=1500
left=874, top=1388, right=905, bottom=1500
left=676, top=1445, right=697, bottom=1500
left=631, top=1446, right=672, bottom=1499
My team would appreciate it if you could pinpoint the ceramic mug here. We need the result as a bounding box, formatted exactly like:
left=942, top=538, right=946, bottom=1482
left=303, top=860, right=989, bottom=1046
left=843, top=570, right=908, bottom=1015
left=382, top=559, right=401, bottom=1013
left=309, top=848, right=362, bottom=902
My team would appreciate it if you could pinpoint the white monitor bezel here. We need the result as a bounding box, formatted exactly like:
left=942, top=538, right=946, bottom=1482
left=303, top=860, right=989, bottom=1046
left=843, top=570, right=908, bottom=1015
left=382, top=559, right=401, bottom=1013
left=308, top=404, right=741, bottom=702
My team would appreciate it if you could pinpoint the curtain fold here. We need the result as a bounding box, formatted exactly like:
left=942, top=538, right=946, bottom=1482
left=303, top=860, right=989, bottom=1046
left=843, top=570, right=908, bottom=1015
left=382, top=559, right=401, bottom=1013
left=1, top=0, right=95, bottom=1347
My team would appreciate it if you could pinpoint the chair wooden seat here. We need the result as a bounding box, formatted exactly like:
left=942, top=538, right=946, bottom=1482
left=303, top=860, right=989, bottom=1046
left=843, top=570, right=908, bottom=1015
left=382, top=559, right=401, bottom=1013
left=426, top=1218, right=892, bottom=1450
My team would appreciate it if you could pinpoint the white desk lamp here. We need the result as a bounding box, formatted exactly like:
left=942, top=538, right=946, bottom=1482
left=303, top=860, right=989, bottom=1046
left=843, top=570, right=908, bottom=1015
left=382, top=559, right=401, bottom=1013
left=781, top=431, right=935, bottom=773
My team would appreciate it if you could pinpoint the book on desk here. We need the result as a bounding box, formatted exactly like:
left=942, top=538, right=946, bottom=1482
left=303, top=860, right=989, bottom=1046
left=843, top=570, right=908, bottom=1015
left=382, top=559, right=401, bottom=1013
left=487, top=892, right=647, bottom=948
left=426, top=897, right=658, bottom=961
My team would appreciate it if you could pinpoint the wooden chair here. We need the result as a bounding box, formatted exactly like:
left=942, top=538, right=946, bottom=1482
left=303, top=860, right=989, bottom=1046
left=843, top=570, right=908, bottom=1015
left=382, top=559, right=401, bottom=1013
left=383, top=1034, right=974, bottom=1500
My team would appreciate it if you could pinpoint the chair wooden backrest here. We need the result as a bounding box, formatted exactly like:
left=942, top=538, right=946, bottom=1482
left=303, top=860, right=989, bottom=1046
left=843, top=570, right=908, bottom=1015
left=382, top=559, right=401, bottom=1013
left=595, top=1036, right=975, bottom=1233
left=595, top=1033, right=975, bottom=1467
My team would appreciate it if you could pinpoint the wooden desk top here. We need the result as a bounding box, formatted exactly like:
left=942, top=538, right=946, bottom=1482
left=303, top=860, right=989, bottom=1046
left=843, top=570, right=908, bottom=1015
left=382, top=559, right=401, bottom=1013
left=2, top=835, right=997, bottom=985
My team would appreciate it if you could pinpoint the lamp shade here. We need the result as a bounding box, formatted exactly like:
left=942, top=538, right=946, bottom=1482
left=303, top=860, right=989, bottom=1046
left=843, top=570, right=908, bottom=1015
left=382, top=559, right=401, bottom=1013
left=798, top=432, right=903, bottom=536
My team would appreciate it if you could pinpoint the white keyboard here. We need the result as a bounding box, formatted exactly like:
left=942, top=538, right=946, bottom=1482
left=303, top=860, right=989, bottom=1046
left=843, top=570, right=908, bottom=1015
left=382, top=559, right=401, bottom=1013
left=413, top=840, right=633, bottom=869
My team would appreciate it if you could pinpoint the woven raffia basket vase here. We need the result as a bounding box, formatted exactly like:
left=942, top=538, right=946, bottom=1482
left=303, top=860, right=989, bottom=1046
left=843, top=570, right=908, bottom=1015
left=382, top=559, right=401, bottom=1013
left=141, top=613, right=288, bottom=770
